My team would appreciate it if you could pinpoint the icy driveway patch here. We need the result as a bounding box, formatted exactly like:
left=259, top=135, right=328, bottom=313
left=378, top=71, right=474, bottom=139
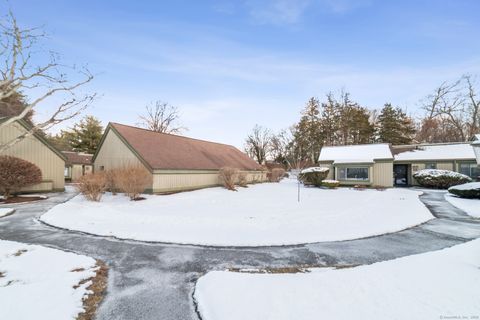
left=41, top=179, right=433, bottom=246
left=195, top=239, right=480, bottom=320
left=445, top=193, right=480, bottom=218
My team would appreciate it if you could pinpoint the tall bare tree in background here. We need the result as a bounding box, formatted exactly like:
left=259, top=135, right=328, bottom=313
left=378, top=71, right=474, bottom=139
left=417, top=75, right=480, bottom=142
left=138, top=100, right=187, bottom=134
left=244, top=124, right=271, bottom=165
left=0, top=10, right=96, bottom=152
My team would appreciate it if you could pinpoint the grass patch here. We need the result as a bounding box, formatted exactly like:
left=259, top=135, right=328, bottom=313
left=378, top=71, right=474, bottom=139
left=76, top=260, right=108, bottom=320
left=13, top=249, right=27, bottom=257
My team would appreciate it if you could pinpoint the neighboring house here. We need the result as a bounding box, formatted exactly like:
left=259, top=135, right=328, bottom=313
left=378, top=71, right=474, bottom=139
left=93, top=123, right=267, bottom=193
left=63, top=151, right=93, bottom=182
left=392, top=143, right=478, bottom=186
left=0, top=118, right=65, bottom=192
left=318, top=141, right=479, bottom=187
left=318, top=144, right=394, bottom=187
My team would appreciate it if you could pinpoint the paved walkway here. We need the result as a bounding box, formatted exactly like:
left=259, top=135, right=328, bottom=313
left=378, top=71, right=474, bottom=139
left=0, top=189, right=479, bottom=320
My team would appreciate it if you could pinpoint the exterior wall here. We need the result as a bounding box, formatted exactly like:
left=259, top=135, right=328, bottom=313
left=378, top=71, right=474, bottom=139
left=318, top=161, right=334, bottom=180
left=372, top=161, right=394, bottom=187
left=152, top=170, right=267, bottom=193
left=94, top=129, right=148, bottom=169
left=0, top=122, right=65, bottom=192
left=70, top=164, right=93, bottom=181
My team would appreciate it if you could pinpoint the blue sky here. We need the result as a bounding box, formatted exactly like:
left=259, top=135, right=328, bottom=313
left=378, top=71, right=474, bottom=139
left=11, top=0, right=480, bottom=148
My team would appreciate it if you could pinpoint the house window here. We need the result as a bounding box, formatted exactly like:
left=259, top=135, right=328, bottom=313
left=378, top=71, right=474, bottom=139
left=99, top=166, right=105, bottom=171
left=412, top=165, right=419, bottom=173
left=338, top=167, right=369, bottom=181
left=425, top=163, right=437, bottom=169
left=64, top=166, right=71, bottom=178
left=459, top=163, right=479, bottom=179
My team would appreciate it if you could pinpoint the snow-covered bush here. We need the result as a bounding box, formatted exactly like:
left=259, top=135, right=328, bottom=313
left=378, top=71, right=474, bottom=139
left=448, top=182, right=480, bottom=199
left=269, top=168, right=286, bottom=183
left=77, top=172, right=107, bottom=202
left=115, top=165, right=152, bottom=200
left=413, top=169, right=472, bottom=189
left=0, top=156, right=42, bottom=199
left=322, top=179, right=340, bottom=189
left=219, top=167, right=239, bottom=191
left=298, top=167, right=330, bottom=187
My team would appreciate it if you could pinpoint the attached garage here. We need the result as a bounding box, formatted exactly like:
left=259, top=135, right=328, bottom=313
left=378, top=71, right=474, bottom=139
left=93, top=123, right=267, bottom=193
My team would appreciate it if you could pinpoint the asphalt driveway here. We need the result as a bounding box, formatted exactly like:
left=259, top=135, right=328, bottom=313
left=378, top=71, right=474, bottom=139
left=0, top=188, right=479, bottom=320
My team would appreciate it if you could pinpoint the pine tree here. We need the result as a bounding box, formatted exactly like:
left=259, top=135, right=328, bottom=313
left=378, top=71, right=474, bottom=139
left=52, top=116, right=103, bottom=153
left=293, top=97, right=324, bottom=164
left=320, top=93, right=340, bottom=146
left=70, top=116, right=103, bottom=154
left=376, top=103, right=416, bottom=144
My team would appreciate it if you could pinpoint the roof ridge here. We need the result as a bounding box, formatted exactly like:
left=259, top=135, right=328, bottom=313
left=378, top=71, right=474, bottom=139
left=110, top=122, right=236, bottom=149
left=322, top=143, right=390, bottom=149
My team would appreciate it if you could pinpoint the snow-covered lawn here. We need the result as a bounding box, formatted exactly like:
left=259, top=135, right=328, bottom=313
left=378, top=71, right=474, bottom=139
left=195, top=239, right=480, bottom=320
left=445, top=193, right=480, bottom=218
left=0, top=240, right=99, bottom=320
left=0, top=208, right=14, bottom=217
left=41, top=179, right=433, bottom=246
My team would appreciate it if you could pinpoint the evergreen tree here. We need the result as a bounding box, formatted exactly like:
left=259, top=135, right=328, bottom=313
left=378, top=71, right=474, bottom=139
left=293, top=97, right=324, bottom=164
left=0, top=90, right=34, bottom=125
left=319, top=93, right=340, bottom=146
left=376, top=103, right=416, bottom=144
left=51, top=116, right=103, bottom=153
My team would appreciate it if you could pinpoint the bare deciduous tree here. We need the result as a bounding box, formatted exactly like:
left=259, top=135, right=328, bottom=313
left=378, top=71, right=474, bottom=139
left=244, top=124, right=271, bottom=165
left=0, top=10, right=96, bottom=152
left=138, top=100, right=187, bottom=134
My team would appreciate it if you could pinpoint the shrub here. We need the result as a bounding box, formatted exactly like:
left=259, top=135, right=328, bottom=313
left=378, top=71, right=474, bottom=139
left=269, top=168, right=286, bottom=183
left=116, top=165, right=152, bottom=200
left=77, top=172, right=107, bottom=201
left=105, top=168, right=120, bottom=195
left=413, top=169, right=472, bottom=189
left=322, top=179, right=340, bottom=189
left=298, top=167, right=329, bottom=187
left=448, top=182, right=480, bottom=199
left=237, top=172, right=248, bottom=187
left=0, top=156, right=42, bottom=199
left=219, top=167, right=239, bottom=191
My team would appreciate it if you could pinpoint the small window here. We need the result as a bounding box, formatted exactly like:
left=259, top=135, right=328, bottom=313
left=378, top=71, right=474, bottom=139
left=459, top=163, right=479, bottom=179
left=338, top=167, right=369, bottom=181
left=425, top=163, right=436, bottom=169
left=412, top=165, right=419, bottom=172
left=99, top=166, right=105, bottom=171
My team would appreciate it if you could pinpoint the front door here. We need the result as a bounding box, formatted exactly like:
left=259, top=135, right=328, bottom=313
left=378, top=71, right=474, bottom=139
left=394, top=165, right=408, bottom=186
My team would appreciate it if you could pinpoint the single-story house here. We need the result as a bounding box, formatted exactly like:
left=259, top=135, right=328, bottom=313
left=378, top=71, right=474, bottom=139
left=63, top=151, right=93, bottom=182
left=0, top=118, right=65, bottom=192
left=318, top=141, right=480, bottom=187
left=318, top=143, right=394, bottom=187
left=93, top=122, right=267, bottom=193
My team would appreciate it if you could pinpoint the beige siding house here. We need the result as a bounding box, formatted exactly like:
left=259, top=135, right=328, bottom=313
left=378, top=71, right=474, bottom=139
left=318, top=141, right=479, bottom=187
left=0, top=119, right=65, bottom=192
left=94, top=123, right=266, bottom=193
left=63, top=151, right=93, bottom=182
left=318, top=144, right=394, bottom=187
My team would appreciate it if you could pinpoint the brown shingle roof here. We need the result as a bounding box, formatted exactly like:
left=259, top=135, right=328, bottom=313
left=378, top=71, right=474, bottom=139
left=110, top=123, right=263, bottom=171
left=63, top=151, right=93, bottom=165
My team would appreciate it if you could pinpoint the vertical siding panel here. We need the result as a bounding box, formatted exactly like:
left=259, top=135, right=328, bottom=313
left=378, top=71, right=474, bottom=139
left=0, top=123, right=65, bottom=191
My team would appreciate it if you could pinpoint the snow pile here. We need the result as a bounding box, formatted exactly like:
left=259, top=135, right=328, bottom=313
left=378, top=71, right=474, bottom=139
left=0, top=208, right=14, bottom=217
left=300, top=167, right=329, bottom=174
left=322, top=179, right=339, bottom=183
left=194, top=239, right=480, bottom=320
left=445, top=194, right=480, bottom=218
left=394, top=143, right=476, bottom=161
left=448, top=182, right=480, bottom=191
left=41, top=179, right=433, bottom=246
left=0, top=240, right=98, bottom=320
left=413, top=169, right=469, bottom=179
left=319, top=144, right=392, bottom=162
